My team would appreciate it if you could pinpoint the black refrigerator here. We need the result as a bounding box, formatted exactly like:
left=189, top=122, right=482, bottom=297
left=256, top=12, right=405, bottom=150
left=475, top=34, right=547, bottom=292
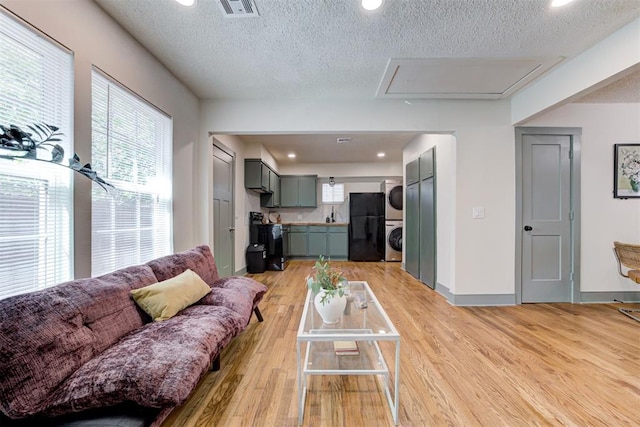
left=349, top=192, right=385, bottom=261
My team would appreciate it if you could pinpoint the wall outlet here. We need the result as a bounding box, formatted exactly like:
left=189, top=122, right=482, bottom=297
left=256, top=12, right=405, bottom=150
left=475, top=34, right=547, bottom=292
left=472, top=207, right=485, bottom=219
left=297, top=214, right=303, bottom=220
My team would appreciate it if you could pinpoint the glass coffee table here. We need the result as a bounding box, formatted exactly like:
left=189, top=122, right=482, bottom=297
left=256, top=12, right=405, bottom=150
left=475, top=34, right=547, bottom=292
left=296, top=281, right=400, bottom=425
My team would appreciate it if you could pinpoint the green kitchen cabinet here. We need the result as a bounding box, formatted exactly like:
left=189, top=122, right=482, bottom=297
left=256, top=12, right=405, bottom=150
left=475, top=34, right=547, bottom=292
left=261, top=169, right=280, bottom=208
left=297, top=176, right=317, bottom=207
left=328, top=226, right=348, bottom=258
left=420, top=149, right=434, bottom=180
left=289, top=226, right=308, bottom=256
left=280, top=175, right=317, bottom=207
left=287, top=225, right=347, bottom=258
left=307, top=226, right=328, bottom=257
left=406, top=158, right=420, bottom=185
left=280, top=176, right=298, bottom=207
left=245, top=159, right=272, bottom=192
left=405, top=181, right=420, bottom=279
left=405, top=147, right=437, bottom=287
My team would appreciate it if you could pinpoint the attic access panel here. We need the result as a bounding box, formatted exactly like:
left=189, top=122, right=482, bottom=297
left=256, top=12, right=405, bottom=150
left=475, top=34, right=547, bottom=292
left=376, top=57, right=563, bottom=99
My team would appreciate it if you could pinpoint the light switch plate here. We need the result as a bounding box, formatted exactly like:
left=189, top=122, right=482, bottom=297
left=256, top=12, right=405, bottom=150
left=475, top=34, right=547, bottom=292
left=472, top=207, right=485, bottom=219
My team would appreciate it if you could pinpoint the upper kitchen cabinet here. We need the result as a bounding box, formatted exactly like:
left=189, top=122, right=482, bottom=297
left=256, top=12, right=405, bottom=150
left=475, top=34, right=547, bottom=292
left=261, top=169, right=280, bottom=208
left=406, top=158, right=420, bottom=185
left=245, top=159, right=272, bottom=193
left=280, top=175, right=317, bottom=208
left=420, top=149, right=434, bottom=179
left=246, top=159, right=281, bottom=207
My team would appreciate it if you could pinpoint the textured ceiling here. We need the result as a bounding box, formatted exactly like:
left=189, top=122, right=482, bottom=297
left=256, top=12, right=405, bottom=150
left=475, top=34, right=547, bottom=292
left=93, top=0, right=639, bottom=164
left=94, top=0, right=640, bottom=101
left=575, top=68, right=640, bottom=103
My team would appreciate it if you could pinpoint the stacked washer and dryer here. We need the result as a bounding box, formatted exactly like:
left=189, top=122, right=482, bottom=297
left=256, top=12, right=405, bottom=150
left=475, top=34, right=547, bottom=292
left=381, top=179, right=403, bottom=262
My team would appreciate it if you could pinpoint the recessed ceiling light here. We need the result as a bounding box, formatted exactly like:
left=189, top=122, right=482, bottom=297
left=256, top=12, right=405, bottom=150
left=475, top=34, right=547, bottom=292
left=288, top=153, right=296, bottom=158
left=175, top=0, right=195, bottom=6
left=377, top=152, right=385, bottom=158
left=550, top=0, right=575, bottom=7
left=362, top=0, right=382, bottom=11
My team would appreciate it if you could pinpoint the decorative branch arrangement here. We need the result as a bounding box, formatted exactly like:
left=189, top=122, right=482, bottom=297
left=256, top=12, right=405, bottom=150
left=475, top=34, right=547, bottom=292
left=0, top=123, right=113, bottom=190
left=306, top=255, right=347, bottom=305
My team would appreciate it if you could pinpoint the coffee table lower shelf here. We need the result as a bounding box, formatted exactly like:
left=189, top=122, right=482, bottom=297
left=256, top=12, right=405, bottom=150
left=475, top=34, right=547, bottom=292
left=296, top=330, right=399, bottom=425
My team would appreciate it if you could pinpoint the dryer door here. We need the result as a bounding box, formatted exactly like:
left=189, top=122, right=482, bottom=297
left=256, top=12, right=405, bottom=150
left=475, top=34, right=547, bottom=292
left=388, top=226, right=402, bottom=252
left=388, top=185, right=403, bottom=211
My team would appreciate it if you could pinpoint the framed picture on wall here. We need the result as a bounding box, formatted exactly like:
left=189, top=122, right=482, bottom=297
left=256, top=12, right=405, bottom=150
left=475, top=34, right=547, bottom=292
left=614, top=143, right=640, bottom=199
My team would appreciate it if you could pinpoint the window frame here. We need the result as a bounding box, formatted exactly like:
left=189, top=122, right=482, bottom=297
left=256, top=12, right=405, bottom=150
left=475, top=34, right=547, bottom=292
left=90, top=69, right=173, bottom=277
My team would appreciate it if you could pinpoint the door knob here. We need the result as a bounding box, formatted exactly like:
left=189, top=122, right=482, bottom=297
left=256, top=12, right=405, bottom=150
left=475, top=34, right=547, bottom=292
left=229, top=227, right=235, bottom=231
left=524, top=225, right=533, bottom=231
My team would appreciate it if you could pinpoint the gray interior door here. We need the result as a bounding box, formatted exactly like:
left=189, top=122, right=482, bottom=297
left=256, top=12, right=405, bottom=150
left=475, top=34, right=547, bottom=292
left=521, top=134, right=572, bottom=302
left=420, top=176, right=435, bottom=289
left=212, top=144, right=234, bottom=277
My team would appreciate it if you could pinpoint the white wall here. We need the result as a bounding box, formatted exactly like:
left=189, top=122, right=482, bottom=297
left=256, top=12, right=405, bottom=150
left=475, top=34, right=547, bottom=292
left=453, top=125, right=516, bottom=296
left=243, top=140, right=280, bottom=172
left=523, top=103, right=640, bottom=293
left=1, top=1, right=200, bottom=278
left=404, top=134, right=457, bottom=293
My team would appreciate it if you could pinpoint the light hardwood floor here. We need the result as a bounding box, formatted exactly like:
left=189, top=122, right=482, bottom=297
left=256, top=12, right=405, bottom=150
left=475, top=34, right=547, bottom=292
left=162, top=260, right=640, bottom=426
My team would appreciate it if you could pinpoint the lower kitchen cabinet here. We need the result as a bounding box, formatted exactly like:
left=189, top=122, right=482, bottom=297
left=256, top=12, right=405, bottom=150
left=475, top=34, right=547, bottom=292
left=328, top=227, right=348, bottom=258
left=289, top=226, right=308, bottom=256
left=287, top=225, right=348, bottom=259
left=308, top=226, right=328, bottom=257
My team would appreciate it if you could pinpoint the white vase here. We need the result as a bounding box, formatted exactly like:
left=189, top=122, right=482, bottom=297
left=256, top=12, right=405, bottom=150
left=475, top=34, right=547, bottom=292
left=314, top=290, right=346, bottom=324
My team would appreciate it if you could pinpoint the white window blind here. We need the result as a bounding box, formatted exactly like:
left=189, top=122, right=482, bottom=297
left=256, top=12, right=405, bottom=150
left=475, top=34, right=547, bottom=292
left=322, top=183, right=344, bottom=203
left=91, top=71, right=173, bottom=276
left=0, top=12, right=73, bottom=300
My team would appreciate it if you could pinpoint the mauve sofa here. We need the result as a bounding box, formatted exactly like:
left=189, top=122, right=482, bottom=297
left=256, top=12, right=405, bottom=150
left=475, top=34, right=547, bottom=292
left=0, top=245, right=267, bottom=426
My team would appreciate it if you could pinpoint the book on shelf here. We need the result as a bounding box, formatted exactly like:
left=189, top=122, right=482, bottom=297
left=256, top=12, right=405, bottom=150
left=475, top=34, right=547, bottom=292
left=333, top=340, right=359, bottom=355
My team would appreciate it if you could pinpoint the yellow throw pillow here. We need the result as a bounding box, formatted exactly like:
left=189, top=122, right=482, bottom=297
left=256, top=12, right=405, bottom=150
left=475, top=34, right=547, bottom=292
left=131, top=269, right=211, bottom=321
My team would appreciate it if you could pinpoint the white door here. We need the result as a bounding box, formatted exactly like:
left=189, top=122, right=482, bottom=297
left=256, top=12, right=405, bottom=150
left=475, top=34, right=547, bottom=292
left=212, top=144, right=234, bottom=277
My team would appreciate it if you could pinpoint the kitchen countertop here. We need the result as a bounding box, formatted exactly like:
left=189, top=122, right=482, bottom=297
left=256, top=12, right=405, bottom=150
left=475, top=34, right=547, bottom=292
left=281, top=222, right=348, bottom=226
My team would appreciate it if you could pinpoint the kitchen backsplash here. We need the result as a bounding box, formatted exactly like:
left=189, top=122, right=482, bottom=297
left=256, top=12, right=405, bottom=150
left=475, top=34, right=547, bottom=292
left=247, top=191, right=349, bottom=223
left=276, top=200, right=349, bottom=224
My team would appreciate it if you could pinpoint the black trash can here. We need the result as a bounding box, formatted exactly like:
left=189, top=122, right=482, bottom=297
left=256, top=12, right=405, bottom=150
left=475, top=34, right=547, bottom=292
left=246, top=243, right=266, bottom=274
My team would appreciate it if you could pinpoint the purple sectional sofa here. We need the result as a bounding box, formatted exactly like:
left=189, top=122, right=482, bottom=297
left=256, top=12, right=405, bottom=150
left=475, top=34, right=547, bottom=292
left=0, top=245, right=267, bottom=427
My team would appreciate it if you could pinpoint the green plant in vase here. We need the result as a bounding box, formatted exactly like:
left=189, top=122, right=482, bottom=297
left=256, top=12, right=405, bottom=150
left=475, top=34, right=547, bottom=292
left=306, top=255, right=346, bottom=305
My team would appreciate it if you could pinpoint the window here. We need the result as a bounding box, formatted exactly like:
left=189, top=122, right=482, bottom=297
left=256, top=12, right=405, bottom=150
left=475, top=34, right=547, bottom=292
left=0, top=12, right=73, bottom=299
left=91, top=71, right=173, bottom=276
left=322, top=183, right=344, bottom=204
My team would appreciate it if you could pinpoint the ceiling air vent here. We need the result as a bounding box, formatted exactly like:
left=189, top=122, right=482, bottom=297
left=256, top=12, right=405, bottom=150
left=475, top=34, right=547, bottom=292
left=218, top=0, right=260, bottom=18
